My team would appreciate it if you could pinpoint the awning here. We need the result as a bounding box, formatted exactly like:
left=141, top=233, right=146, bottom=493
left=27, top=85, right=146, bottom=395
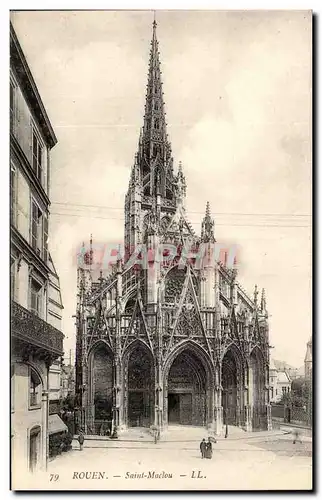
left=48, top=414, right=68, bottom=435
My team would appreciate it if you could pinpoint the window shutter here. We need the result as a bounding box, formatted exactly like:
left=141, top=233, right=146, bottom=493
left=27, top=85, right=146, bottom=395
left=32, top=133, right=37, bottom=173
left=10, top=83, right=14, bottom=132
left=43, top=149, right=47, bottom=192
left=30, top=286, right=37, bottom=314
left=43, top=214, right=48, bottom=263
left=10, top=166, right=16, bottom=225
left=31, top=200, right=38, bottom=250
left=38, top=142, right=42, bottom=183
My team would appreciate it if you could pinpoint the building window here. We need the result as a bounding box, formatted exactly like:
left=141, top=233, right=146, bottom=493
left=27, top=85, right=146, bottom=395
left=29, top=278, right=43, bottom=317
left=32, top=129, right=43, bottom=184
left=10, top=80, right=16, bottom=132
left=29, top=368, right=42, bottom=408
left=10, top=257, right=16, bottom=300
left=31, top=199, right=48, bottom=261
left=29, top=426, right=41, bottom=472
left=282, top=386, right=287, bottom=395
left=270, top=388, right=274, bottom=399
left=11, top=365, right=15, bottom=412
left=10, top=164, right=17, bottom=225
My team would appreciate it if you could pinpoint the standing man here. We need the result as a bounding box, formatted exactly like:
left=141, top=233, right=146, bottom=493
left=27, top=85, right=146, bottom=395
left=78, top=430, right=85, bottom=451
left=200, top=438, right=206, bottom=459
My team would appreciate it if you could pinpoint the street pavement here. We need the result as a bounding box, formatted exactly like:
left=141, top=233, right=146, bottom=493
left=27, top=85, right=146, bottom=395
left=20, top=426, right=312, bottom=491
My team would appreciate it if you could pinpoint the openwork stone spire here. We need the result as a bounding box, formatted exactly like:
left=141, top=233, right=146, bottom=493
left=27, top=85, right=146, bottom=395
left=201, top=201, right=215, bottom=243
left=138, top=18, right=174, bottom=198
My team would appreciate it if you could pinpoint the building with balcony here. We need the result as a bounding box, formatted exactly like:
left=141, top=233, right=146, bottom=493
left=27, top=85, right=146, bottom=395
left=10, top=22, right=64, bottom=479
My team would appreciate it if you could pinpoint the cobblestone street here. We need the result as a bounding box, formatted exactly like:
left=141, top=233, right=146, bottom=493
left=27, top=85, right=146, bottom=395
left=21, top=427, right=312, bottom=491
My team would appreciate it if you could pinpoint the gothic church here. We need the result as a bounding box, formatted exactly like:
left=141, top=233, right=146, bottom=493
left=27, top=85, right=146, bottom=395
left=75, top=20, right=272, bottom=435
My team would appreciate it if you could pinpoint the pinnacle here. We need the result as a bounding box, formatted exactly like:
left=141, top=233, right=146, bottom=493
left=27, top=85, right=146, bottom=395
left=205, top=201, right=211, bottom=218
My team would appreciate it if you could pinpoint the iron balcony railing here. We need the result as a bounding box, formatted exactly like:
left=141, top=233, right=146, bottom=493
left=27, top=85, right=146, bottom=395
left=11, top=300, right=64, bottom=356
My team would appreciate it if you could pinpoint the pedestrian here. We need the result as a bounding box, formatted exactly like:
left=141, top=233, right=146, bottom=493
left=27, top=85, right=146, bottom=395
left=78, top=430, right=85, bottom=451
left=200, top=438, right=206, bottom=459
left=292, top=428, right=302, bottom=444
left=205, top=438, right=213, bottom=459
left=225, top=423, right=228, bottom=439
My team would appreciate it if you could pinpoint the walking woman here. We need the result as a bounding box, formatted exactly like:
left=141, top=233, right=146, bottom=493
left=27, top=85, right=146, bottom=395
left=205, top=438, right=213, bottom=459
left=78, top=430, right=85, bottom=451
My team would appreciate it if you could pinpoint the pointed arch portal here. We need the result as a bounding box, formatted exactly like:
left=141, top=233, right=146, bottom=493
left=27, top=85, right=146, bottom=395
left=88, top=342, right=114, bottom=434
left=249, top=348, right=266, bottom=429
left=167, top=350, right=207, bottom=426
left=164, top=342, right=214, bottom=427
left=125, top=343, right=155, bottom=427
left=222, top=346, right=243, bottom=426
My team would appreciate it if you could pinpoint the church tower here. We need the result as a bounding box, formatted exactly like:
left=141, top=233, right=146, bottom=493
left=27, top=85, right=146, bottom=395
left=124, top=20, right=178, bottom=260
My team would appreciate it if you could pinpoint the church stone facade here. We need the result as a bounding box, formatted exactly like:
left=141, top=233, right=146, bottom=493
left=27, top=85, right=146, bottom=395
left=75, top=21, right=272, bottom=436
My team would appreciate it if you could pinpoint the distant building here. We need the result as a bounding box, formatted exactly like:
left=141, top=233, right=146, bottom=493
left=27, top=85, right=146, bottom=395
left=269, top=360, right=292, bottom=403
left=304, top=337, right=312, bottom=426
left=60, top=363, right=76, bottom=401
left=48, top=359, right=62, bottom=414
left=304, top=337, right=312, bottom=381
left=10, top=22, right=64, bottom=478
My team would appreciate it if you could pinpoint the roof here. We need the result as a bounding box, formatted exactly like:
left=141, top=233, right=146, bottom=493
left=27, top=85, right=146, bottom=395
left=48, top=414, right=68, bottom=435
left=10, top=22, right=57, bottom=149
left=277, top=371, right=291, bottom=384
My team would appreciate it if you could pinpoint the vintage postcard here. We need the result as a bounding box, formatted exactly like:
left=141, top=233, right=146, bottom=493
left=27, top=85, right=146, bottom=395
left=10, top=9, right=312, bottom=491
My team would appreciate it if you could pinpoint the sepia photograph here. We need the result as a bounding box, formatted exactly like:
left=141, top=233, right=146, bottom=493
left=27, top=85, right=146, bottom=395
left=9, top=9, right=312, bottom=491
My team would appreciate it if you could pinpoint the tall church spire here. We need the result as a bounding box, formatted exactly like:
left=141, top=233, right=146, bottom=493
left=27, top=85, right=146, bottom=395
left=142, top=17, right=167, bottom=145
left=139, top=18, right=174, bottom=198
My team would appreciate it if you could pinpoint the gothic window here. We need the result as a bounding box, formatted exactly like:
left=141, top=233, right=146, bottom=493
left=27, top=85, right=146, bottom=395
left=164, top=267, right=186, bottom=303
left=124, top=297, right=135, bottom=315
left=166, top=188, right=173, bottom=200
left=153, top=144, right=160, bottom=157
left=154, top=101, right=159, bottom=111
left=154, top=118, right=159, bottom=130
left=160, top=216, right=170, bottom=234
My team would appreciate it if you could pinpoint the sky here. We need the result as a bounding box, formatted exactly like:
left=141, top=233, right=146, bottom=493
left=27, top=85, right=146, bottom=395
left=10, top=10, right=312, bottom=367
